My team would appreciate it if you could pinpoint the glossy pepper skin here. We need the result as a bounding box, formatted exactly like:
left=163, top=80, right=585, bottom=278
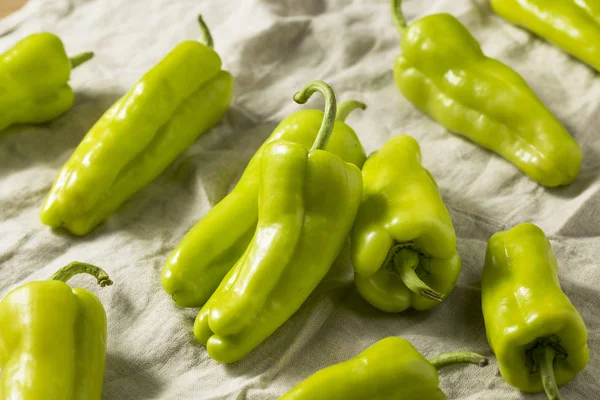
left=194, top=81, right=363, bottom=363
left=482, top=223, right=588, bottom=399
left=281, top=336, right=488, bottom=400
left=0, top=262, right=111, bottom=400
left=492, top=0, right=600, bottom=72
left=351, top=135, right=460, bottom=313
left=161, top=101, right=366, bottom=308
left=40, top=17, right=233, bottom=236
left=0, top=33, right=93, bottom=132
left=391, top=0, right=581, bottom=187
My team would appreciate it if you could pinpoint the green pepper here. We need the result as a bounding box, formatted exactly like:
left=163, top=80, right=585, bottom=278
left=351, top=135, right=460, bottom=313
left=161, top=100, right=366, bottom=308
left=280, top=336, right=488, bottom=399
left=482, top=223, right=589, bottom=400
left=391, top=0, right=581, bottom=187
left=0, top=33, right=93, bottom=133
left=492, top=0, right=600, bottom=72
left=40, top=16, right=233, bottom=236
left=0, top=262, right=111, bottom=399
left=193, top=81, right=363, bottom=363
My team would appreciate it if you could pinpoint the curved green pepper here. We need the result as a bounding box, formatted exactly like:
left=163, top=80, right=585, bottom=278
left=0, top=33, right=93, bottom=132
left=161, top=99, right=366, bottom=308
left=391, top=0, right=581, bottom=187
left=281, top=336, right=488, bottom=399
left=193, top=81, right=363, bottom=363
left=482, top=223, right=588, bottom=399
left=492, top=0, right=600, bottom=72
left=40, top=16, right=233, bottom=235
left=0, top=262, right=111, bottom=399
left=351, top=135, right=460, bottom=312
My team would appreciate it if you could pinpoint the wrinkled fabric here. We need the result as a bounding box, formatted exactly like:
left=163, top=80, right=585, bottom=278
left=0, top=0, right=599, bottom=399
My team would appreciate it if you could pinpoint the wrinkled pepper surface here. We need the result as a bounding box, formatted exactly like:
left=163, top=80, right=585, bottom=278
left=391, top=0, right=581, bottom=187
left=40, top=16, right=233, bottom=235
left=0, top=262, right=111, bottom=399
left=162, top=100, right=366, bottom=308
left=492, top=0, right=600, bottom=72
left=194, top=81, right=363, bottom=363
left=351, top=135, right=460, bottom=313
left=281, top=336, right=488, bottom=400
left=0, top=33, right=93, bottom=132
left=482, top=223, right=588, bottom=399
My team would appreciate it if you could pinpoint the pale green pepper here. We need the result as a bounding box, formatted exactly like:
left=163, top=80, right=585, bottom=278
left=0, top=33, right=93, bottom=132
left=281, top=337, right=488, bottom=399
left=482, top=223, right=589, bottom=399
left=392, top=0, right=581, bottom=187
left=193, top=81, right=363, bottom=363
left=492, top=0, right=600, bottom=72
left=162, top=101, right=366, bottom=308
left=0, top=262, right=111, bottom=399
left=40, top=17, right=233, bottom=235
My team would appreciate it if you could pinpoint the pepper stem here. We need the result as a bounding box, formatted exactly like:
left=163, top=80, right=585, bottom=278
left=533, top=346, right=562, bottom=400
left=336, top=100, right=366, bottom=122
left=391, top=0, right=407, bottom=35
left=197, top=15, right=214, bottom=49
left=393, top=248, right=442, bottom=302
left=428, top=352, right=489, bottom=370
left=50, top=262, right=113, bottom=287
left=293, top=80, right=337, bottom=151
left=70, top=52, right=94, bottom=69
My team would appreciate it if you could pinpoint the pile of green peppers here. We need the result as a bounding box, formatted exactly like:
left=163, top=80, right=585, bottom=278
left=0, top=0, right=594, bottom=399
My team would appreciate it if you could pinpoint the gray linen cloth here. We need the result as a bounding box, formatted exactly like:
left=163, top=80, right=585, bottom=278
left=0, top=0, right=598, bottom=398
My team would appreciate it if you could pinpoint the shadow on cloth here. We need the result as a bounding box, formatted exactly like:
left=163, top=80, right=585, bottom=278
left=547, top=144, right=600, bottom=199
left=103, top=352, right=164, bottom=400
left=261, top=0, right=325, bottom=17
left=0, top=88, right=122, bottom=175
left=219, top=283, right=354, bottom=375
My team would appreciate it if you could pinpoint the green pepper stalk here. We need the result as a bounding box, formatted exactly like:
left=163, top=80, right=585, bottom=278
left=280, top=336, right=488, bottom=399
left=391, top=0, right=407, bottom=32
left=390, top=246, right=442, bottom=302
left=427, top=351, right=488, bottom=370
left=197, top=15, right=214, bottom=49
left=391, top=0, right=581, bottom=187
left=69, top=52, right=95, bottom=69
left=193, top=81, right=363, bottom=363
left=0, top=33, right=94, bottom=132
left=335, top=100, right=366, bottom=122
left=50, top=261, right=113, bottom=286
left=0, top=262, right=111, bottom=399
left=482, top=223, right=588, bottom=400
left=40, top=16, right=233, bottom=236
left=293, top=80, right=337, bottom=151
left=532, top=346, right=562, bottom=400
left=162, top=96, right=366, bottom=309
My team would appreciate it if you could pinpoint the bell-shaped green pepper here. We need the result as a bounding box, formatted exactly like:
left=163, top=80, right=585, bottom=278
left=0, top=33, right=93, bottom=132
left=482, top=223, right=589, bottom=400
left=193, top=81, right=363, bottom=363
left=0, top=262, right=111, bottom=399
left=351, top=134, right=460, bottom=313
left=280, top=336, right=488, bottom=399
left=161, top=100, right=366, bottom=308
left=492, top=0, right=600, bottom=72
left=391, top=0, right=581, bottom=187
left=40, top=16, right=233, bottom=236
